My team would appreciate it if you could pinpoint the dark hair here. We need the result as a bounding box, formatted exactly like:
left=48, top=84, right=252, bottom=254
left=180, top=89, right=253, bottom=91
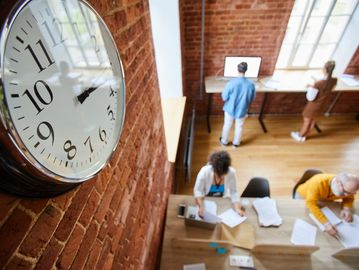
left=237, top=62, right=248, bottom=73
left=324, top=60, right=335, bottom=78
left=208, top=151, right=231, bottom=176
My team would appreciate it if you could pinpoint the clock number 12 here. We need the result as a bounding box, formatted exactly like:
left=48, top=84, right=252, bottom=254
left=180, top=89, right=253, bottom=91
left=25, top=39, right=55, bottom=73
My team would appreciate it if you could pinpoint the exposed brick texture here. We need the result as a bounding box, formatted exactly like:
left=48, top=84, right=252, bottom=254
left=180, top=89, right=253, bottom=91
left=0, top=0, right=174, bottom=269
left=181, top=0, right=359, bottom=115
left=345, top=46, right=359, bottom=75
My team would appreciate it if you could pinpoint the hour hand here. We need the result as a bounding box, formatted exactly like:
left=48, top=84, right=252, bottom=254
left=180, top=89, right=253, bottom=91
left=77, top=83, right=104, bottom=104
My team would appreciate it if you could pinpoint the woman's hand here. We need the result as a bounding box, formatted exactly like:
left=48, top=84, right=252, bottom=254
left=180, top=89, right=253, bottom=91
left=198, top=205, right=205, bottom=218
left=234, top=203, right=245, bottom=216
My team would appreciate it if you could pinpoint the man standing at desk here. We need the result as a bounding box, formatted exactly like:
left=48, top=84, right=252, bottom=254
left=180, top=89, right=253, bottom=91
left=219, top=62, right=256, bottom=147
left=295, top=173, right=359, bottom=238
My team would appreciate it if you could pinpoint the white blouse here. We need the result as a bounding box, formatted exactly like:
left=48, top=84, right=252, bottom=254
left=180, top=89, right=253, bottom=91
left=193, top=164, right=240, bottom=203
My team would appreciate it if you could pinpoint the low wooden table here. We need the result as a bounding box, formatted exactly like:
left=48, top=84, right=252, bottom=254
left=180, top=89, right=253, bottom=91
left=160, top=194, right=358, bottom=270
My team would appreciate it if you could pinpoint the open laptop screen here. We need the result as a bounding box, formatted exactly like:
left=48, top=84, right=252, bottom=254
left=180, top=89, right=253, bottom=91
left=224, top=56, right=262, bottom=78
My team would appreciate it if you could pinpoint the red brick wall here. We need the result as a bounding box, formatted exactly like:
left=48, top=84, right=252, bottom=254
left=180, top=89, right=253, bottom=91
left=181, top=0, right=295, bottom=114
left=181, top=0, right=359, bottom=115
left=345, top=46, right=359, bottom=74
left=0, top=0, right=173, bottom=269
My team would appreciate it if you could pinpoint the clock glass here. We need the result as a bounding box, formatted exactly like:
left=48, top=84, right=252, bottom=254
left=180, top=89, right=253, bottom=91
left=0, top=0, right=125, bottom=181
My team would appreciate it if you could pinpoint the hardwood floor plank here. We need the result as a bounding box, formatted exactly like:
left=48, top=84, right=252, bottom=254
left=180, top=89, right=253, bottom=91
left=177, top=115, right=359, bottom=198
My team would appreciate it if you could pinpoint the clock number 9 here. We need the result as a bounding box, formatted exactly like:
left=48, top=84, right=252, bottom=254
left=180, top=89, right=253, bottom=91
left=23, top=80, right=53, bottom=115
left=63, top=140, right=77, bottom=160
left=37, top=121, right=55, bottom=145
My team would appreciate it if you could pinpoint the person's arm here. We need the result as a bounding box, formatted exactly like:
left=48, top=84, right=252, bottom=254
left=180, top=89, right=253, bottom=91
left=250, top=84, right=256, bottom=103
left=193, top=167, right=208, bottom=217
left=305, top=183, right=339, bottom=238
left=222, top=83, right=231, bottom=102
left=195, top=197, right=205, bottom=217
left=228, top=169, right=245, bottom=216
left=341, top=195, right=355, bottom=222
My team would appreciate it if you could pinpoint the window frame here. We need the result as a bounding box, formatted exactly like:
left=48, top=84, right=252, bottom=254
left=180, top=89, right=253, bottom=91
left=277, top=0, right=359, bottom=70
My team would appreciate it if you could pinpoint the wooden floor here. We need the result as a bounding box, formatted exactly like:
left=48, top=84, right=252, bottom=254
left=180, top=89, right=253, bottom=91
left=177, top=115, right=359, bottom=198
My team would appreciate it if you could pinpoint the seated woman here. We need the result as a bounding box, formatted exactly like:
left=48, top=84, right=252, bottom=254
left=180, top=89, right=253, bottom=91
left=193, top=150, right=244, bottom=217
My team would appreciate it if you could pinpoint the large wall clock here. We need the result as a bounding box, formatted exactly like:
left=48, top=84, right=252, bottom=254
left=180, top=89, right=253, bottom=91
left=0, top=0, right=125, bottom=197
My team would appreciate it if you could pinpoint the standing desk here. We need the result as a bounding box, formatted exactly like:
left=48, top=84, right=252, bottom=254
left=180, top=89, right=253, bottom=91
left=160, top=194, right=359, bottom=270
left=205, top=71, right=359, bottom=133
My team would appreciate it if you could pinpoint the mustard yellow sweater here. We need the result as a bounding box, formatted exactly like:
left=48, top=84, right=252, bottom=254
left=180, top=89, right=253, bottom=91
left=297, top=174, right=355, bottom=224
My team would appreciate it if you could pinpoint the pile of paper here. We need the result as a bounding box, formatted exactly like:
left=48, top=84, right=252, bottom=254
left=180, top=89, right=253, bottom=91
left=252, top=197, right=282, bottom=227
left=341, top=74, right=359, bottom=87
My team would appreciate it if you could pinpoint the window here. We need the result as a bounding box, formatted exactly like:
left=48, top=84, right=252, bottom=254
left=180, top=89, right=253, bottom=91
left=276, top=0, right=358, bottom=69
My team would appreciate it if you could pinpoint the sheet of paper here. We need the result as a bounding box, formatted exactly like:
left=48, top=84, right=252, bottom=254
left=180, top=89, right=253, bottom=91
left=252, top=197, right=282, bottom=227
left=229, top=255, right=254, bottom=267
left=218, top=209, right=247, bottom=228
left=321, top=207, right=342, bottom=226
left=183, top=263, right=206, bottom=270
left=290, top=218, right=317, bottom=246
left=202, top=211, right=222, bottom=223
left=309, top=207, right=342, bottom=231
left=337, top=214, right=359, bottom=248
left=204, top=200, right=217, bottom=215
left=340, top=74, right=359, bottom=86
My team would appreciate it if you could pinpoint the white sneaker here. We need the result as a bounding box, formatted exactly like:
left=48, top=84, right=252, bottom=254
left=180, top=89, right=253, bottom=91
left=291, top=131, right=306, bottom=142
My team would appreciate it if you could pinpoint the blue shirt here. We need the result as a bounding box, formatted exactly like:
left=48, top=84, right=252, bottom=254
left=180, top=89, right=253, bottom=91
left=222, top=77, right=256, bottom=118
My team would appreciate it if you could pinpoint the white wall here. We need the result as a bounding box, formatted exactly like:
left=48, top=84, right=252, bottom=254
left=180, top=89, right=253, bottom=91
left=332, top=4, right=359, bottom=75
left=149, top=0, right=183, bottom=98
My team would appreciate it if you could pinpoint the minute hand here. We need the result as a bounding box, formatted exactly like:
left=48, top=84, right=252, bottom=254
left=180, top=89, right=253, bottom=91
left=77, top=82, right=105, bottom=104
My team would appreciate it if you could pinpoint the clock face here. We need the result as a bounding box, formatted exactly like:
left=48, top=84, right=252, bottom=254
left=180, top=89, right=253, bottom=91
left=0, top=0, right=125, bottom=181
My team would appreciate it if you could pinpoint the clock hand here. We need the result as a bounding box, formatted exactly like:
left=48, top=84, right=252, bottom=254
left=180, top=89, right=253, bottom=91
left=77, top=81, right=106, bottom=104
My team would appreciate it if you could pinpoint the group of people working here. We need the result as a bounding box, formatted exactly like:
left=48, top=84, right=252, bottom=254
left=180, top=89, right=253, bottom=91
left=196, top=61, right=358, bottom=238
left=218, top=60, right=338, bottom=146
left=194, top=150, right=359, bottom=238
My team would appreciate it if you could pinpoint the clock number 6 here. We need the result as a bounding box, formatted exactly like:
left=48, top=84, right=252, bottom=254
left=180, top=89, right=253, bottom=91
left=64, top=140, right=77, bottom=160
left=99, top=127, right=107, bottom=143
left=23, top=80, right=53, bottom=115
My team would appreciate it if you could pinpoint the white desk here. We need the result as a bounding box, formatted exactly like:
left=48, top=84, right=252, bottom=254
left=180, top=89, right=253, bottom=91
left=160, top=195, right=359, bottom=270
left=205, top=71, right=359, bottom=133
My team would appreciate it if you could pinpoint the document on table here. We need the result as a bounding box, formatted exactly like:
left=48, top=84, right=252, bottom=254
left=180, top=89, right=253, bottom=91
left=218, top=209, right=247, bottom=228
left=309, top=206, right=342, bottom=231
left=340, top=74, right=359, bottom=86
left=202, top=211, right=222, bottom=224
left=194, top=200, right=218, bottom=220
left=337, top=215, right=359, bottom=248
left=204, top=200, right=217, bottom=215
left=252, top=197, right=282, bottom=227
left=290, top=218, right=317, bottom=246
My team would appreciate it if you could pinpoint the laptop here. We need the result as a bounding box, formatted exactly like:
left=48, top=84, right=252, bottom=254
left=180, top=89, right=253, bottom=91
left=184, top=205, right=217, bottom=230
left=221, top=56, right=262, bottom=81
